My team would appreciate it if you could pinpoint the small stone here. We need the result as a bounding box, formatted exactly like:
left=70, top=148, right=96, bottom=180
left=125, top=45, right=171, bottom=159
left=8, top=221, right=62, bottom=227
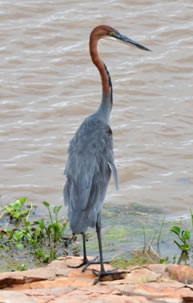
left=167, top=264, right=193, bottom=284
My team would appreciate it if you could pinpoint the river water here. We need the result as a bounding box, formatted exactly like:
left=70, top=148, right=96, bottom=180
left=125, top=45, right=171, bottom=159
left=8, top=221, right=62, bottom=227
left=1, top=0, right=193, bottom=219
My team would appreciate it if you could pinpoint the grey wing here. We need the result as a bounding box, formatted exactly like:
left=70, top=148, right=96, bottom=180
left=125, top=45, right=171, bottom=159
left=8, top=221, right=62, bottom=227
left=64, top=118, right=118, bottom=233
left=108, top=161, right=119, bottom=190
left=64, top=149, right=97, bottom=211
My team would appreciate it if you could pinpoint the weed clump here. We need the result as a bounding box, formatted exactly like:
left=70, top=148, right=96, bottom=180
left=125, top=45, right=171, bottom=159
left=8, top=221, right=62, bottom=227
left=0, top=198, right=73, bottom=270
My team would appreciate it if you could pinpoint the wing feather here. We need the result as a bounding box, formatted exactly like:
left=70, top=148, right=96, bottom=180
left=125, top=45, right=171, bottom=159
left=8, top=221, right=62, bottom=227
left=108, top=161, right=119, bottom=190
left=64, top=116, right=118, bottom=233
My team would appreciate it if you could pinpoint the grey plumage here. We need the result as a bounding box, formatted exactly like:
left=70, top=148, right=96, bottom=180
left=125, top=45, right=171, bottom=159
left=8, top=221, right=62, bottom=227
left=64, top=113, right=118, bottom=234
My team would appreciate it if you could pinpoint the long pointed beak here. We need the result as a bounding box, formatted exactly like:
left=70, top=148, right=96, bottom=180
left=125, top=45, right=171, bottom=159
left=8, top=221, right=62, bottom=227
left=115, top=32, right=151, bottom=51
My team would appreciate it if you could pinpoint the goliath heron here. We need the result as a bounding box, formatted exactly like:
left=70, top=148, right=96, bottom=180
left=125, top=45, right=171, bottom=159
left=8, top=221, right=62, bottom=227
left=64, top=25, right=150, bottom=284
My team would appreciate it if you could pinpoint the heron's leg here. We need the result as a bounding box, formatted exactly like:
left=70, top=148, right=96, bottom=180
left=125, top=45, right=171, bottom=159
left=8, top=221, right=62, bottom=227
left=68, top=230, right=108, bottom=271
left=68, top=233, right=92, bottom=268
left=96, top=213, right=105, bottom=272
left=92, top=213, right=126, bottom=285
left=82, top=233, right=88, bottom=263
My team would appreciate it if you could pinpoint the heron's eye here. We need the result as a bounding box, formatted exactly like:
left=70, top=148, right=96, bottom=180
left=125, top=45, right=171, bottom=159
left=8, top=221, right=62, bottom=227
left=109, top=32, right=115, bottom=37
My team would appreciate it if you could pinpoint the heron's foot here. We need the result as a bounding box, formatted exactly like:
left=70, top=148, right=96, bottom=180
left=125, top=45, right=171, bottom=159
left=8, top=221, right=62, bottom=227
left=67, top=257, right=96, bottom=269
left=67, top=256, right=99, bottom=270
left=67, top=257, right=110, bottom=272
left=81, top=257, right=110, bottom=272
left=92, top=269, right=127, bottom=285
left=67, top=261, right=88, bottom=269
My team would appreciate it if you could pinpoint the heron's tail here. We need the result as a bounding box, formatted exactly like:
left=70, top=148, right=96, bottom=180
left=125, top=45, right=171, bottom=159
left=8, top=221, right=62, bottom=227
left=68, top=207, right=97, bottom=234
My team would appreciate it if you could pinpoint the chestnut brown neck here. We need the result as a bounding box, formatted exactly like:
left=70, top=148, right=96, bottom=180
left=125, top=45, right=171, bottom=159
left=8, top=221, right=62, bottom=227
left=89, top=29, right=112, bottom=102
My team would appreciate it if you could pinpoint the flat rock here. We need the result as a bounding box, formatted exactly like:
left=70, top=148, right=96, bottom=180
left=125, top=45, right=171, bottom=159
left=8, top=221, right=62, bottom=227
left=0, top=257, right=193, bottom=303
left=0, top=291, right=37, bottom=303
left=167, top=264, right=193, bottom=284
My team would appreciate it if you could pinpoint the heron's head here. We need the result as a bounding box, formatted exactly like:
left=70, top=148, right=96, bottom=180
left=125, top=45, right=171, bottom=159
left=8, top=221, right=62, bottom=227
left=90, top=25, right=151, bottom=52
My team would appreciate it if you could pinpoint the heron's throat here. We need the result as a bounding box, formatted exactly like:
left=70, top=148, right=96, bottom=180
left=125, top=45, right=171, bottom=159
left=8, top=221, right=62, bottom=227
left=89, top=38, right=113, bottom=104
left=103, top=63, right=113, bottom=104
left=95, top=62, right=113, bottom=123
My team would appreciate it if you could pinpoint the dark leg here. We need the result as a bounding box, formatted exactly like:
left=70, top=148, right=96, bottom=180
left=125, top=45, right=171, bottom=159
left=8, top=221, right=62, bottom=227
left=68, top=233, right=94, bottom=268
left=68, top=230, right=109, bottom=271
left=82, top=233, right=89, bottom=264
left=92, top=213, right=127, bottom=285
left=96, top=213, right=105, bottom=272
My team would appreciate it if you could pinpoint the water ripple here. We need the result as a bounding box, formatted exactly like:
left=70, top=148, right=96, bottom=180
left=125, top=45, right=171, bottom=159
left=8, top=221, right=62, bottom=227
left=0, top=0, right=193, bottom=216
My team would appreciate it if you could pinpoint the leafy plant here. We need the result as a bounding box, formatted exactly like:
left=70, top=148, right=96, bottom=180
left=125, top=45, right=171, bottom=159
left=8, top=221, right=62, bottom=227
left=170, top=225, right=190, bottom=253
left=160, top=256, right=169, bottom=264
left=42, top=202, right=66, bottom=243
left=0, top=198, right=72, bottom=271
left=34, top=247, right=56, bottom=263
left=16, top=263, right=26, bottom=271
left=2, top=198, right=31, bottom=221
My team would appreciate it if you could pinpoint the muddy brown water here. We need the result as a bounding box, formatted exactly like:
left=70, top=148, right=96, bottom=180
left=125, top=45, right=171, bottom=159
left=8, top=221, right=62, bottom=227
left=1, top=1, right=193, bottom=221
